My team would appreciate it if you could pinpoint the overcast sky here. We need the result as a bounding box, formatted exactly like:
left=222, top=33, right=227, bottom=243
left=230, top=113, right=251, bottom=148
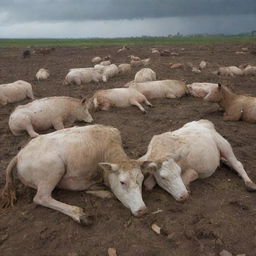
left=0, top=0, right=255, bottom=38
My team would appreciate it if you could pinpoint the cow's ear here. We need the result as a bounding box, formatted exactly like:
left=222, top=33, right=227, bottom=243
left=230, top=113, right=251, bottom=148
left=98, top=162, right=119, bottom=173
left=143, top=174, right=156, bottom=191
left=139, top=161, right=158, bottom=174
left=81, top=97, right=87, bottom=104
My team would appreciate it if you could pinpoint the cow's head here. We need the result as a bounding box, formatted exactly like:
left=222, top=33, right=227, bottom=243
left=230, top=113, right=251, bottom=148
left=143, top=149, right=189, bottom=201
left=78, top=97, right=94, bottom=123
left=99, top=160, right=154, bottom=216
left=204, top=83, right=222, bottom=102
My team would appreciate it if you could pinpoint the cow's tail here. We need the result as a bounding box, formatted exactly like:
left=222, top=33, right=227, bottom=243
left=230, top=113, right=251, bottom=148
left=0, top=156, right=18, bottom=208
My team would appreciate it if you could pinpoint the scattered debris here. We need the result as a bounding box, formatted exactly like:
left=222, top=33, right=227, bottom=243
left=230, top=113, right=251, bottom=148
left=151, top=223, right=161, bottom=234
left=219, top=249, right=232, bottom=256
left=151, top=209, right=163, bottom=215
left=108, top=248, right=117, bottom=256
left=151, top=223, right=168, bottom=236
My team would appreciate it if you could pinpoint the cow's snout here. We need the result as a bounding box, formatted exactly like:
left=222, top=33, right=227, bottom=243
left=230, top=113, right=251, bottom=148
left=134, top=207, right=148, bottom=217
left=177, top=192, right=189, bottom=202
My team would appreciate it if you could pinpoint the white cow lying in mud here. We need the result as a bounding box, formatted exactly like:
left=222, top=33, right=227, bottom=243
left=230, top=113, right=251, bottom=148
left=128, top=80, right=187, bottom=99
left=186, top=82, right=219, bottom=98
left=215, top=66, right=243, bottom=76
left=140, top=120, right=256, bottom=201
left=134, top=68, right=156, bottom=83
left=64, top=69, right=103, bottom=85
left=9, top=96, right=93, bottom=137
left=36, top=68, right=50, bottom=81
left=0, top=80, right=34, bottom=105
left=1, top=125, right=152, bottom=224
left=92, top=88, right=152, bottom=113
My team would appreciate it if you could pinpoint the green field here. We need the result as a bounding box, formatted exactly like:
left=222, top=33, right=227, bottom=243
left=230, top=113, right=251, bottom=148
left=0, top=36, right=255, bottom=48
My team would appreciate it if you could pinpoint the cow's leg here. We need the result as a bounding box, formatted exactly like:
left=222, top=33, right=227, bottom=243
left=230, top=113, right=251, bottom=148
left=166, top=93, right=176, bottom=99
left=142, top=97, right=153, bottom=107
left=26, top=89, right=34, bottom=100
left=215, top=133, right=256, bottom=191
left=181, top=169, right=199, bottom=186
left=223, top=106, right=242, bottom=121
left=52, top=119, right=65, bottom=130
left=130, top=99, right=146, bottom=113
left=33, top=162, right=92, bottom=225
left=26, top=123, right=39, bottom=138
left=86, top=190, right=113, bottom=199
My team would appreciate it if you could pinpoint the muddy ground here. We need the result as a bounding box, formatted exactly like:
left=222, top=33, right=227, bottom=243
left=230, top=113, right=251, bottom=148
left=0, top=43, right=256, bottom=256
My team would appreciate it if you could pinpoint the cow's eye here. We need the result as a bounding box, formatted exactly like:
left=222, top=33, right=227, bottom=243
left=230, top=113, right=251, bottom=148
left=120, top=181, right=126, bottom=185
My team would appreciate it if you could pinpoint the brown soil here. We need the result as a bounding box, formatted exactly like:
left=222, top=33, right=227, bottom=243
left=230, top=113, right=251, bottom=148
left=1, top=43, right=256, bottom=256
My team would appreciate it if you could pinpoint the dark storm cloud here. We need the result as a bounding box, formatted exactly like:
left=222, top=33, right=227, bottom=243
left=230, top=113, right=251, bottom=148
left=1, top=0, right=256, bottom=23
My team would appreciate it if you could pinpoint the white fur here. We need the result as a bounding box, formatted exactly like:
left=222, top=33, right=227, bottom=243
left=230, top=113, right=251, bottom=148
left=0, top=80, right=34, bottom=105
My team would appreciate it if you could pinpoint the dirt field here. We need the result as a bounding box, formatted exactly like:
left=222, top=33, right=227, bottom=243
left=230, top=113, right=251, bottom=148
left=0, top=43, right=256, bottom=256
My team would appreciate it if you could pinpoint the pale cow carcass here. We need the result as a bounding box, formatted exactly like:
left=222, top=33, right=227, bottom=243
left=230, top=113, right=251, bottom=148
left=0, top=80, right=34, bottom=105
left=199, top=60, right=207, bottom=70
left=140, top=120, right=256, bottom=201
left=216, top=66, right=243, bottom=76
left=186, top=82, right=219, bottom=98
left=1, top=125, right=154, bottom=224
left=118, top=63, right=132, bottom=74
left=91, top=56, right=102, bottom=64
left=92, top=88, right=152, bottom=113
left=129, top=80, right=187, bottom=99
left=100, top=60, right=111, bottom=66
left=9, top=96, right=93, bottom=137
left=102, top=64, right=119, bottom=82
left=134, top=68, right=156, bottom=83
left=243, top=65, right=256, bottom=76
left=204, top=83, right=256, bottom=123
left=64, top=69, right=102, bottom=85
left=36, top=68, right=50, bottom=80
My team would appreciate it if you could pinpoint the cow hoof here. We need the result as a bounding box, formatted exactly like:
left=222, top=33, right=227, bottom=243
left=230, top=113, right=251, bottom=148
left=245, top=181, right=256, bottom=192
left=79, top=215, right=94, bottom=226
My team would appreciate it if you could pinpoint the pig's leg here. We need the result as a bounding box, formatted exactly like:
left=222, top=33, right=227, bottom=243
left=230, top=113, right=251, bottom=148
left=142, top=96, right=153, bottom=107
left=52, top=119, right=65, bottom=130
left=86, top=190, right=113, bottom=199
left=181, top=169, right=199, bottom=186
left=215, top=133, right=256, bottom=191
left=33, top=160, right=92, bottom=225
left=130, top=99, right=146, bottom=113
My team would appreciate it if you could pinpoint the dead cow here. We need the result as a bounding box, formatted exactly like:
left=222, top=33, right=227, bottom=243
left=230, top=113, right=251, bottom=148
left=9, top=96, right=93, bottom=137
left=204, top=83, right=256, bottom=123
left=36, top=68, right=50, bottom=81
left=129, top=80, right=187, bottom=99
left=1, top=125, right=153, bottom=224
left=0, top=80, right=34, bottom=105
left=140, top=120, right=256, bottom=201
left=92, top=88, right=152, bottom=113
left=134, top=68, right=156, bottom=83
left=186, top=82, right=219, bottom=98
left=216, top=66, right=243, bottom=76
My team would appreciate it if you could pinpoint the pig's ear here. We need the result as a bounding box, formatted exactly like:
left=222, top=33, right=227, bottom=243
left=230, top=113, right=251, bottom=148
left=139, top=161, right=158, bottom=175
left=98, top=162, right=119, bottom=173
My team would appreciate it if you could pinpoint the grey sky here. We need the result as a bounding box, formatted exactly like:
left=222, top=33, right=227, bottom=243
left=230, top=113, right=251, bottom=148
left=0, top=1, right=255, bottom=38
